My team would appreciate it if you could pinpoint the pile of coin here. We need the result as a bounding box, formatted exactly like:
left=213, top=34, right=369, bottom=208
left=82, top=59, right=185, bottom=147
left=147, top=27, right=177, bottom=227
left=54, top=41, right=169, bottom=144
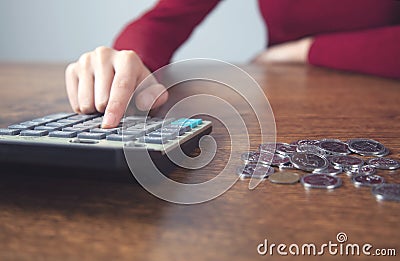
left=237, top=138, right=400, bottom=201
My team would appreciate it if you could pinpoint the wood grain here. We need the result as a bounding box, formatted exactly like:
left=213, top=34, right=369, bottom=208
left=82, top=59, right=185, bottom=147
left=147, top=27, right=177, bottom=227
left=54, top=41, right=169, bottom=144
left=0, top=62, right=399, bottom=261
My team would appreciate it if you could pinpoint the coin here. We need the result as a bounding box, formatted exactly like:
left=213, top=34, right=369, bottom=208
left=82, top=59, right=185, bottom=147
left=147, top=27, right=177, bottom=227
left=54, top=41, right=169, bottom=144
left=259, top=143, right=276, bottom=154
left=266, top=152, right=290, bottom=167
left=346, top=165, right=377, bottom=176
left=329, top=155, right=364, bottom=170
left=268, top=171, right=300, bottom=184
left=320, top=138, right=342, bottom=142
left=290, top=152, right=328, bottom=172
left=375, top=147, right=390, bottom=157
left=318, top=140, right=350, bottom=155
left=345, top=164, right=376, bottom=176
left=301, top=174, right=342, bottom=189
left=352, top=174, right=385, bottom=187
left=313, top=165, right=343, bottom=175
left=347, top=138, right=386, bottom=156
left=372, top=184, right=400, bottom=201
left=279, top=162, right=295, bottom=170
left=241, top=151, right=260, bottom=164
left=359, top=165, right=377, bottom=175
left=296, top=139, right=320, bottom=146
left=275, top=143, right=297, bottom=155
left=296, top=144, right=326, bottom=156
left=236, top=164, right=274, bottom=179
left=367, top=157, right=400, bottom=170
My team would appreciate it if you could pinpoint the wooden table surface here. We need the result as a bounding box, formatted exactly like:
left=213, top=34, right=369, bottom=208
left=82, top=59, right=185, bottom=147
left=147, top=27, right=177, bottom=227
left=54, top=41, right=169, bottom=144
left=0, top=63, right=399, bottom=261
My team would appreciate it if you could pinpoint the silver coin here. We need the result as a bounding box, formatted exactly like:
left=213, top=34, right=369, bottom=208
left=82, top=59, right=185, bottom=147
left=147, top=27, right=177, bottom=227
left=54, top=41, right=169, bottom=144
left=329, top=155, right=364, bottom=170
left=352, top=174, right=385, bottom=187
left=276, top=143, right=297, bottom=155
left=320, top=138, right=342, bottom=142
left=258, top=142, right=276, bottom=154
left=290, top=140, right=301, bottom=146
left=318, top=140, right=350, bottom=155
left=347, top=138, right=386, bottom=156
left=301, top=174, right=342, bottom=189
left=375, top=147, right=390, bottom=157
left=367, top=157, right=400, bottom=170
left=290, top=152, right=328, bottom=172
left=296, top=144, right=326, bottom=156
left=345, top=168, right=360, bottom=176
left=268, top=153, right=290, bottom=167
left=347, top=165, right=377, bottom=176
left=372, top=184, right=400, bottom=201
left=279, top=162, right=296, bottom=170
left=297, top=139, right=321, bottom=146
left=313, top=164, right=343, bottom=175
left=241, top=151, right=260, bottom=164
left=259, top=152, right=277, bottom=166
left=345, top=165, right=377, bottom=176
left=236, top=164, right=274, bottom=179
left=359, top=165, right=377, bottom=175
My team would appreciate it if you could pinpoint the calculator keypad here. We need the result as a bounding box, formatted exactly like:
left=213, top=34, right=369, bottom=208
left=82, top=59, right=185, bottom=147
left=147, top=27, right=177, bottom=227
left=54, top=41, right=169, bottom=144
left=0, top=113, right=206, bottom=146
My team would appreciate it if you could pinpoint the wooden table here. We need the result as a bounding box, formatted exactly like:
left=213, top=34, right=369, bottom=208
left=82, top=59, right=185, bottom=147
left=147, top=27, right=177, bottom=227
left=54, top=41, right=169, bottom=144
left=0, top=63, right=399, bottom=261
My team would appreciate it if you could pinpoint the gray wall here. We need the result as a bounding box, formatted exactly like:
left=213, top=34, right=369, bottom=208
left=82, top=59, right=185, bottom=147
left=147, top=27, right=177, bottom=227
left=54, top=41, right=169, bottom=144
left=0, top=0, right=266, bottom=63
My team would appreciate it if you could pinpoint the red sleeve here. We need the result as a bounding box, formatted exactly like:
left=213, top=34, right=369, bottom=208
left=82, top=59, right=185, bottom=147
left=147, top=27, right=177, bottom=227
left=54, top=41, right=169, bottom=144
left=308, top=25, right=400, bottom=79
left=113, top=0, right=220, bottom=71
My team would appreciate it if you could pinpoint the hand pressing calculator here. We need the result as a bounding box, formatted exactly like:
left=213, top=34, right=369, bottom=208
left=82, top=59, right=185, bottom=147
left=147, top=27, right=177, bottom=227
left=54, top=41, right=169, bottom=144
left=0, top=112, right=212, bottom=171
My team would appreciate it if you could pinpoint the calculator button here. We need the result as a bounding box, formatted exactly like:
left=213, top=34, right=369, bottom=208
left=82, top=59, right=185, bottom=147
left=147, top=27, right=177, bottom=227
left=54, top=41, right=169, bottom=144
left=123, top=116, right=148, bottom=122
left=148, top=118, right=175, bottom=125
left=146, top=122, right=163, bottom=131
left=8, top=124, right=34, bottom=130
left=126, top=124, right=155, bottom=133
left=31, top=118, right=53, bottom=124
left=121, top=121, right=138, bottom=128
left=118, top=129, right=145, bottom=137
left=148, top=130, right=178, bottom=140
left=138, top=136, right=169, bottom=144
left=20, top=130, right=49, bottom=137
left=34, top=126, right=61, bottom=131
left=19, top=121, right=41, bottom=128
left=67, top=114, right=100, bottom=121
left=42, top=112, right=76, bottom=121
left=91, top=128, right=119, bottom=135
left=90, top=116, right=104, bottom=122
left=189, top=119, right=203, bottom=125
left=77, top=132, right=106, bottom=140
left=171, top=118, right=201, bottom=129
left=106, top=134, right=137, bottom=142
left=46, top=122, right=73, bottom=128
left=49, top=131, right=77, bottom=138
left=0, top=128, right=21, bottom=135
left=163, top=125, right=190, bottom=135
left=62, top=127, right=91, bottom=133
left=57, top=119, right=83, bottom=125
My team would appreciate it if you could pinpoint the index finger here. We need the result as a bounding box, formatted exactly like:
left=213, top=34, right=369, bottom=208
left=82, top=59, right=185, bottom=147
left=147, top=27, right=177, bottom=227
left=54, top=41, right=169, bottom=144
left=102, top=51, right=148, bottom=128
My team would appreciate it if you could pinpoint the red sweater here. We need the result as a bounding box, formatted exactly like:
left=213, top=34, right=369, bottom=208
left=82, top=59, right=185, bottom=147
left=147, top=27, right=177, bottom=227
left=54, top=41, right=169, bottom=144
left=114, top=0, right=400, bottom=79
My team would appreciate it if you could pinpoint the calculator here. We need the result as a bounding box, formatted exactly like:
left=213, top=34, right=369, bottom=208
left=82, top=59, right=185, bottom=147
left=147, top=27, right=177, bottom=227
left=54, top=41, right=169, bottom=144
left=0, top=112, right=212, bottom=171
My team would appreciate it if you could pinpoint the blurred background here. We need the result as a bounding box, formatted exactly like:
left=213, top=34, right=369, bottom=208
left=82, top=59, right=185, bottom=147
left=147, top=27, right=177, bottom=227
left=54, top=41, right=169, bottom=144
left=0, top=0, right=266, bottom=63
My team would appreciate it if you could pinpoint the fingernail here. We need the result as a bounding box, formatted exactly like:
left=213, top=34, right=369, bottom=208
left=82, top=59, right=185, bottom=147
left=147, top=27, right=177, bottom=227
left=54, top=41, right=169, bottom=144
left=102, top=112, right=116, bottom=128
left=137, top=93, right=154, bottom=111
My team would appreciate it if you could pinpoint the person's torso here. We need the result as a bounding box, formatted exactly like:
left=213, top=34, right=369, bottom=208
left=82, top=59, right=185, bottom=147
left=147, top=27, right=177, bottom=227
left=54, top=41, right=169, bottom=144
left=258, top=0, right=400, bottom=45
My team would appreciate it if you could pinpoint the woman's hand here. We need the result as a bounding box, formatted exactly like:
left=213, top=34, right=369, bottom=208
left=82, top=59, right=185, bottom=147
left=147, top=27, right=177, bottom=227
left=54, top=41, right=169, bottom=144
left=65, top=47, right=168, bottom=128
left=252, top=37, right=313, bottom=64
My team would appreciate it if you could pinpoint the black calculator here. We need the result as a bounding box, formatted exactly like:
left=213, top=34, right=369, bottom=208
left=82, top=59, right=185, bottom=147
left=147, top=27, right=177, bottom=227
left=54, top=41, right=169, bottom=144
left=0, top=112, right=212, bottom=171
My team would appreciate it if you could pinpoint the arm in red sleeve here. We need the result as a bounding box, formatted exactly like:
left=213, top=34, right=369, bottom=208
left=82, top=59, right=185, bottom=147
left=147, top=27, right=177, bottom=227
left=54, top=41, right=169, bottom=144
left=308, top=25, right=400, bottom=79
left=113, top=0, right=221, bottom=71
